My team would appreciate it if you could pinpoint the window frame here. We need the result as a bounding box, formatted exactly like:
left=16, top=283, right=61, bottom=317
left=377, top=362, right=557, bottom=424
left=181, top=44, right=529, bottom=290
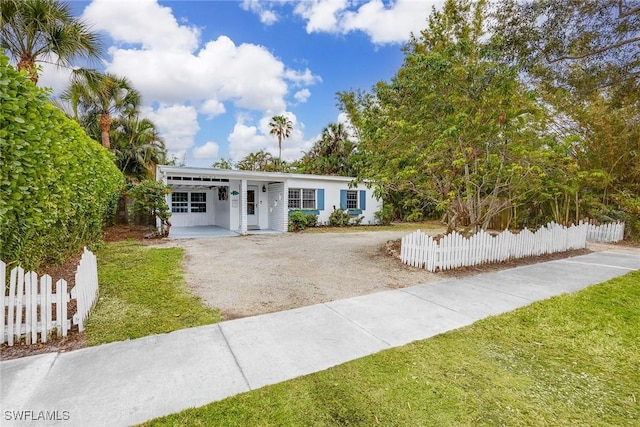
left=288, top=188, right=316, bottom=210
left=171, top=191, right=207, bottom=213
left=346, top=190, right=358, bottom=209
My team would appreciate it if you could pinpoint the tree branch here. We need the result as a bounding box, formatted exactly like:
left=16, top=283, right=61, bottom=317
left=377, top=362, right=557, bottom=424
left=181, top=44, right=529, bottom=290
left=618, top=1, right=640, bottom=19
left=544, top=36, right=640, bottom=63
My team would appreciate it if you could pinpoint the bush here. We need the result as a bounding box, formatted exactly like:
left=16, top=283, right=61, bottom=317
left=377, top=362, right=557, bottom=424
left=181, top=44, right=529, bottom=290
left=0, top=53, right=125, bottom=269
left=329, top=207, right=363, bottom=227
left=305, top=213, right=318, bottom=228
left=374, top=205, right=393, bottom=225
left=288, top=211, right=319, bottom=232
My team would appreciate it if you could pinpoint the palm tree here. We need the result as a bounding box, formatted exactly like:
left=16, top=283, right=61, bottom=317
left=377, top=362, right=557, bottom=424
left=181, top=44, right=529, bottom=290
left=62, top=69, right=141, bottom=150
left=0, top=0, right=103, bottom=84
left=268, top=114, right=293, bottom=168
left=299, top=122, right=357, bottom=176
left=111, top=115, right=167, bottom=181
left=236, top=149, right=276, bottom=171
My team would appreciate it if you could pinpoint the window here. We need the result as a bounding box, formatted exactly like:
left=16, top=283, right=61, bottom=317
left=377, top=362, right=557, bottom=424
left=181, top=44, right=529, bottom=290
left=171, top=192, right=207, bottom=213
left=288, top=188, right=301, bottom=209
left=346, top=190, right=358, bottom=209
left=302, top=189, right=316, bottom=209
left=288, top=188, right=316, bottom=209
left=190, top=192, right=206, bottom=213
left=171, top=192, right=188, bottom=213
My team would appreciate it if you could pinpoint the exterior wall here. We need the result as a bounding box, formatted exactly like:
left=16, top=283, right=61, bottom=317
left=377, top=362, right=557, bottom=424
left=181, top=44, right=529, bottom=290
left=286, top=178, right=382, bottom=225
left=168, top=189, right=216, bottom=227
left=214, top=186, right=230, bottom=229
left=267, top=182, right=287, bottom=232
left=156, top=166, right=382, bottom=232
left=229, top=180, right=241, bottom=231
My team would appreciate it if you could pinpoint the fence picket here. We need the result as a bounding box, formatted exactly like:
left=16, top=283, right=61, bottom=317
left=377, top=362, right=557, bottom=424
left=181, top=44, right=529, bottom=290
left=400, top=221, right=624, bottom=272
left=41, top=275, right=52, bottom=343
left=2, top=249, right=99, bottom=346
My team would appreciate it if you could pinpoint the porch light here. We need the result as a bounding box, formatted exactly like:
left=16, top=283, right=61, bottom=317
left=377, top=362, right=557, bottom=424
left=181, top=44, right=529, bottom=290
left=262, top=185, right=267, bottom=192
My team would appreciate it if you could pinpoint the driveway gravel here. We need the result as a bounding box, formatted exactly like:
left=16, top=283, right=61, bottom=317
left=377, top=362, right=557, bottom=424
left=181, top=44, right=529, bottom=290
left=171, top=231, right=443, bottom=320
left=168, top=231, right=639, bottom=320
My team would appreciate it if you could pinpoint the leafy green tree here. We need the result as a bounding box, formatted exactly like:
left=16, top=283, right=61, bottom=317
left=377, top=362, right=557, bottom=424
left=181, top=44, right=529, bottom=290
left=298, top=122, right=358, bottom=176
left=62, top=68, right=141, bottom=150
left=340, top=0, right=570, bottom=231
left=211, top=158, right=234, bottom=169
left=268, top=114, right=293, bottom=168
left=0, top=0, right=103, bottom=84
left=236, top=149, right=280, bottom=171
left=127, top=180, right=172, bottom=236
left=492, top=0, right=640, bottom=237
left=491, top=0, right=639, bottom=93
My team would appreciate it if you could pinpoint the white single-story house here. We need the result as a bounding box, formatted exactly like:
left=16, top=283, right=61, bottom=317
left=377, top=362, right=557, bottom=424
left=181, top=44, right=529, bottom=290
left=156, top=165, right=382, bottom=234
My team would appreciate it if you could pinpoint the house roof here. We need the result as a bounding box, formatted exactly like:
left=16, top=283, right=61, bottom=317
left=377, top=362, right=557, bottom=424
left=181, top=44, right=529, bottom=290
left=156, top=165, right=360, bottom=183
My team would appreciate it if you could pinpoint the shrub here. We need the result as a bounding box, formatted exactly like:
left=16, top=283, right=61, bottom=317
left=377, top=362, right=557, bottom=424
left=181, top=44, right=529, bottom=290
left=305, top=213, right=318, bottom=228
left=288, top=211, right=308, bottom=232
left=374, top=205, right=393, bottom=225
left=0, top=53, right=125, bottom=269
left=329, top=207, right=363, bottom=227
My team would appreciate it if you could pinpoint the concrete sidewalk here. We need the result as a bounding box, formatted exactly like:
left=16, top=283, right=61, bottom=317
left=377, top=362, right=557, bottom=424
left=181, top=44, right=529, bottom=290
left=1, top=251, right=638, bottom=426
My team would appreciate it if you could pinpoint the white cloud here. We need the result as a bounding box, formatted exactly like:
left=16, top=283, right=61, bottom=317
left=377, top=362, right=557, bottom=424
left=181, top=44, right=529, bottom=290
left=141, top=105, right=199, bottom=157
left=200, top=99, right=226, bottom=119
left=284, top=68, right=322, bottom=87
left=240, top=0, right=279, bottom=25
left=293, top=0, right=444, bottom=44
left=83, top=0, right=200, bottom=50
left=228, top=112, right=313, bottom=161
left=294, top=88, right=311, bottom=103
left=38, top=60, right=73, bottom=98
left=294, top=0, right=348, bottom=33
left=192, top=141, right=220, bottom=159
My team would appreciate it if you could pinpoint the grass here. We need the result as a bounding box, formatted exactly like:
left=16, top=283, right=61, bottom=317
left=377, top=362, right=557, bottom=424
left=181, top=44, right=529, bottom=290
left=85, top=240, right=222, bottom=346
left=142, top=270, right=640, bottom=426
left=303, top=220, right=444, bottom=233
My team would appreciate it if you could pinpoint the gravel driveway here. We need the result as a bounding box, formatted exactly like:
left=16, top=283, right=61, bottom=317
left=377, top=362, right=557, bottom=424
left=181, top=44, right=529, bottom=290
left=171, top=231, right=443, bottom=320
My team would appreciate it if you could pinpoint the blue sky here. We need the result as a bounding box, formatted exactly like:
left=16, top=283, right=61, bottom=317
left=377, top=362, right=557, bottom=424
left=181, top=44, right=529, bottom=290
left=40, top=0, right=444, bottom=167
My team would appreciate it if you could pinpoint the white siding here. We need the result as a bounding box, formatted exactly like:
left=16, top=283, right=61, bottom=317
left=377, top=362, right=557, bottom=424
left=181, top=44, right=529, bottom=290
left=169, top=190, right=216, bottom=227
left=214, top=186, right=230, bottom=229
left=268, top=182, right=287, bottom=232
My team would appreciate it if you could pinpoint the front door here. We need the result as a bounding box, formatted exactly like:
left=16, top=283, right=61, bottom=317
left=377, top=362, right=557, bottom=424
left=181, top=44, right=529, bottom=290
left=247, top=186, right=258, bottom=228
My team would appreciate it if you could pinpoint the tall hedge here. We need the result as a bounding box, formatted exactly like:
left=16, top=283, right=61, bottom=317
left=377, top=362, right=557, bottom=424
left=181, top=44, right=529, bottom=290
left=0, top=54, right=125, bottom=269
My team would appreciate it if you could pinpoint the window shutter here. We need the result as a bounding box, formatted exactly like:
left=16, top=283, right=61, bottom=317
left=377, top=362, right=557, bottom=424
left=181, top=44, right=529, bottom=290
left=317, top=189, right=325, bottom=210
left=340, top=189, right=347, bottom=210
left=359, top=190, right=366, bottom=210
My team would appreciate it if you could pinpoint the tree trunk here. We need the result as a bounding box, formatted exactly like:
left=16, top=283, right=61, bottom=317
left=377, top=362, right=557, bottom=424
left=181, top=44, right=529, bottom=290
left=17, top=57, right=38, bottom=84
left=100, top=113, right=111, bottom=149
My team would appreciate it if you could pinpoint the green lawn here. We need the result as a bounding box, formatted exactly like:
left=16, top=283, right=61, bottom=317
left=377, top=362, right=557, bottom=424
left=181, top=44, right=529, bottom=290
left=85, top=240, right=221, bottom=346
left=142, top=270, right=640, bottom=426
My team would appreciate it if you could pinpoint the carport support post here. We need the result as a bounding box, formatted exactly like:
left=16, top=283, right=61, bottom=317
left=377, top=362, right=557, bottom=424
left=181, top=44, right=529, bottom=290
left=240, top=178, right=248, bottom=235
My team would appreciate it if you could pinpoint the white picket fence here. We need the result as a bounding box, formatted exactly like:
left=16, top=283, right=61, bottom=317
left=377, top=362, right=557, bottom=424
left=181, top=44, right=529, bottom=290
left=400, top=221, right=624, bottom=272
left=583, top=220, right=625, bottom=243
left=1, top=248, right=99, bottom=346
